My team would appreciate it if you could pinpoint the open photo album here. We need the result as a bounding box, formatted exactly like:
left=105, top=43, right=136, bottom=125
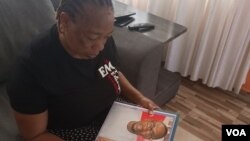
left=95, top=101, right=179, bottom=141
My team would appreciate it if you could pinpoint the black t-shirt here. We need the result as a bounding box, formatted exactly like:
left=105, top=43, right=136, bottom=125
left=7, top=25, right=121, bottom=129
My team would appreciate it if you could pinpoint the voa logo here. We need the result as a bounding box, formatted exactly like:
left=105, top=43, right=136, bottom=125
left=226, top=129, right=246, bottom=136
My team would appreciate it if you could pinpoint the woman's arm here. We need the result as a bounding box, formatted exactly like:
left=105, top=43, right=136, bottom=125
left=13, top=110, right=63, bottom=141
left=118, top=72, right=159, bottom=111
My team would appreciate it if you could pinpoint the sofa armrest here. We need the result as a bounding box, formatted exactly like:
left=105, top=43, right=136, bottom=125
left=113, top=27, right=163, bottom=99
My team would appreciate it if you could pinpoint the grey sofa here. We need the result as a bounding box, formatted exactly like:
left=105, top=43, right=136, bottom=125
left=0, top=1, right=56, bottom=140
left=0, top=0, right=180, bottom=140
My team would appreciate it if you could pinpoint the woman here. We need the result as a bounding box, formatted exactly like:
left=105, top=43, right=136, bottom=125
left=7, top=0, right=159, bottom=140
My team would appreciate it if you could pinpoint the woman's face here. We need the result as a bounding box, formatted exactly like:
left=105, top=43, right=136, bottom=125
left=58, top=5, right=114, bottom=59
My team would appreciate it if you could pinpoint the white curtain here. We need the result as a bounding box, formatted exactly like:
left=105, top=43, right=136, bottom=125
left=116, top=0, right=149, bottom=10
left=116, top=0, right=250, bottom=94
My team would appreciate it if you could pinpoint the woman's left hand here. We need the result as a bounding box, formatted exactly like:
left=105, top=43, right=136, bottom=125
left=138, top=96, right=160, bottom=112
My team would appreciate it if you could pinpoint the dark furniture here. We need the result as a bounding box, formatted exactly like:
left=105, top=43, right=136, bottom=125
left=113, top=0, right=187, bottom=44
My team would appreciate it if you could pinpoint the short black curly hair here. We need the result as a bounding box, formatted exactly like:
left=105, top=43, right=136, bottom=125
left=57, top=0, right=113, bottom=22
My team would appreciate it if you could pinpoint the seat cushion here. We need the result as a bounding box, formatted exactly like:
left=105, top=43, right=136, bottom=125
left=0, top=84, right=22, bottom=141
left=0, top=0, right=56, bottom=83
left=155, top=68, right=181, bottom=105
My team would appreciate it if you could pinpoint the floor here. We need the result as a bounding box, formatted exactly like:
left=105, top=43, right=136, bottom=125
left=161, top=78, right=250, bottom=141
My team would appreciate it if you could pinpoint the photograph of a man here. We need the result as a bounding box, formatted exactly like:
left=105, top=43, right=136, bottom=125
left=127, top=120, right=168, bottom=140
left=96, top=102, right=177, bottom=141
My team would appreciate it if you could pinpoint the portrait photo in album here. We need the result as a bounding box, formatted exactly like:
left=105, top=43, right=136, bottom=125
left=96, top=101, right=179, bottom=141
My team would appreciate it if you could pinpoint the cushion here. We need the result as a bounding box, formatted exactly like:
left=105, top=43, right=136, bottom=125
left=155, top=68, right=181, bottom=105
left=50, top=0, right=61, bottom=10
left=0, top=84, right=22, bottom=140
left=0, top=0, right=56, bottom=83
